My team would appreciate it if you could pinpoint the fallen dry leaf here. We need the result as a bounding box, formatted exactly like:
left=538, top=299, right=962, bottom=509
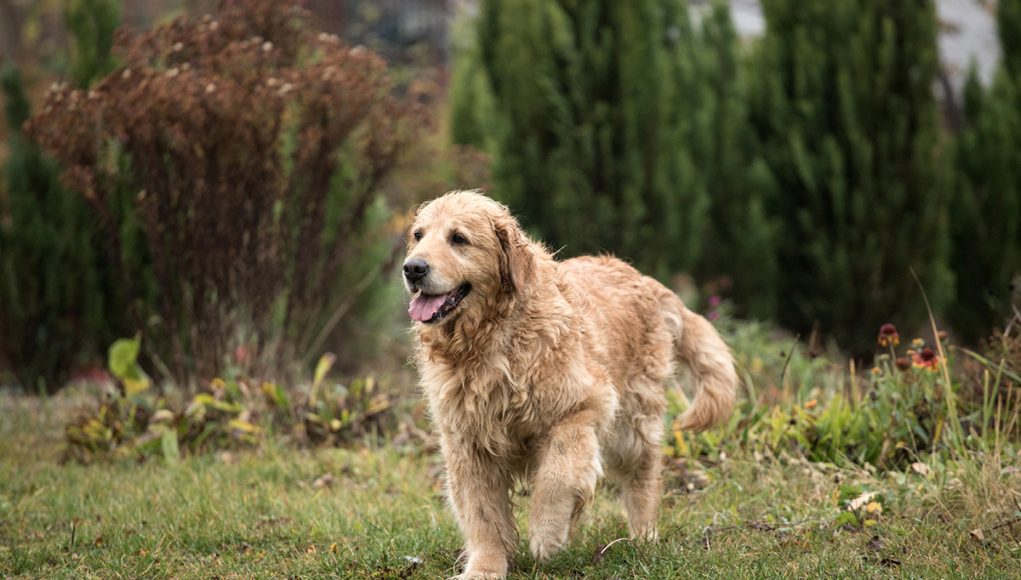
left=313, top=474, right=335, bottom=489
left=970, top=528, right=985, bottom=541
left=847, top=491, right=878, bottom=512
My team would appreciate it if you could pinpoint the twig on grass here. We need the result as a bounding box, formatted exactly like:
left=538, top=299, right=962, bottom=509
left=599, top=536, right=631, bottom=555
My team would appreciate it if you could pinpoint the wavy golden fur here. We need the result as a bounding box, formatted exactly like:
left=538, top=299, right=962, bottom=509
left=404, top=191, right=737, bottom=578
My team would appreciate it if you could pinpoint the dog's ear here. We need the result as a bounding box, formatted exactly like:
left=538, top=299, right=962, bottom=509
left=494, top=216, right=534, bottom=294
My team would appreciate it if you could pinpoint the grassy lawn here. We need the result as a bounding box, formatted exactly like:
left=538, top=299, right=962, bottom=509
left=2, top=393, right=1020, bottom=579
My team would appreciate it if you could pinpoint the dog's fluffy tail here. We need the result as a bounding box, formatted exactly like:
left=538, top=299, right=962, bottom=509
left=661, top=294, right=738, bottom=431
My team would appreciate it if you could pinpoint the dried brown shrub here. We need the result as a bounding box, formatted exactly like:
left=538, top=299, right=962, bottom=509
left=26, top=0, right=427, bottom=384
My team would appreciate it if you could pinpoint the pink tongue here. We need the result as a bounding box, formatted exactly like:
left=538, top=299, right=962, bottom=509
left=408, top=293, right=448, bottom=322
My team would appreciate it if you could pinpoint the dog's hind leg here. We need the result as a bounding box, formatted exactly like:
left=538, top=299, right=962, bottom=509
left=528, top=408, right=603, bottom=562
left=606, top=415, right=664, bottom=541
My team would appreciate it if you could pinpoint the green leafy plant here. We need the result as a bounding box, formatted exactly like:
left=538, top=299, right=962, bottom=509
left=667, top=313, right=1018, bottom=472
left=107, top=335, right=151, bottom=395
left=64, top=347, right=397, bottom=464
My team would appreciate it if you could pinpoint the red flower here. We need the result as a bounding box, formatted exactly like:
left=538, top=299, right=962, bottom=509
left=912, top=347, right=939, bottom=372
left=878, top=323, right=900, bottom=347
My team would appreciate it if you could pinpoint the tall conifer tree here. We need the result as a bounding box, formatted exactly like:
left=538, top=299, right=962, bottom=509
left=451, top=0, right=717, bottom=279
left=747, top=0, right=952, bottom=351
left=951, top=0, right=1021, bottom=340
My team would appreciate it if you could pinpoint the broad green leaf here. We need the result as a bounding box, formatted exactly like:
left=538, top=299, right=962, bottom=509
left=833, top=511, right=858, bottom=527
left=309, top=353, right=337, bottom=406
left=228, top=418, right=261, bottom=434
left=212, top=400, right=243, bottom=414
left=108, top=335, right=142, bottom=380
left=313, top=353, right=337, bottom=389
left=191, top=393, right=217, bottom=407
left=108, top=335, right=151, bottom=392
left=161, top=429, right=180, bottom=463
left=262, top=382, right=291, bottom=410
left=123, top=376, right=151, bottom=395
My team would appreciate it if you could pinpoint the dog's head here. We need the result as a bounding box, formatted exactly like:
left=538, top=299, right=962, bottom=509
left=403, top=190, right=534, bottom=327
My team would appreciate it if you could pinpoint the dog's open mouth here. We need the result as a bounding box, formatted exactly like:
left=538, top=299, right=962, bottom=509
left=408, top=284, right=471, bottom=324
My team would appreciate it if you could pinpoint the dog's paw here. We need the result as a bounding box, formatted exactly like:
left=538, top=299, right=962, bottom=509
left=529, top=527, right=568, bottom=563
left=629, top=525, right=659, bottom=543
left=457, top=551, right=508, bottom=579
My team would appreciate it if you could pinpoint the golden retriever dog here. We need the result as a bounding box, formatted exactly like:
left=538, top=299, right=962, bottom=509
left=404, top=190, right=737, bottom=578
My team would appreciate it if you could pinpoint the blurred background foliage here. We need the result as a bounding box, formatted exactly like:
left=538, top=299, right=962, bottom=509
left=0, top=0, right=1018, bottom=394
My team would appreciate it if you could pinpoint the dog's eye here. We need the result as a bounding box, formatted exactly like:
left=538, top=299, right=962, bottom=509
left=450, top=232, right=469, bottom=246
left=412, top=230, right=423, bottom=242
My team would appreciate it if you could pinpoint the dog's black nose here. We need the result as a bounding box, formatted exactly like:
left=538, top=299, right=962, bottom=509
left=403, top=258, right=429, bottom=283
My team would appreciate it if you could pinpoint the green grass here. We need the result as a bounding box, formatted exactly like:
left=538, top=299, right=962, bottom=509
left=2, top=394, right=1020, bottom=578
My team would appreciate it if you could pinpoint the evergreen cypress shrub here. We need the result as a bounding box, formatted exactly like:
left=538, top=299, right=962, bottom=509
left=451, top=0, right=717, bottom=279
left=1001, top=0, right=1021, bottom=79
left=693, top=3, right=779, bottom=320
left=66, top=0, right=121, bottom=88
left=0, top=0, right=126, bottom=391
left=950, top=1, right=1021, bottom=341
left=747, top=0, right=952, bottom=352
left=0, top=66, right=114, bottom=391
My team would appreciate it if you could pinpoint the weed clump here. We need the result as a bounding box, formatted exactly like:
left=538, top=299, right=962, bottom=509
left=64, top=337, right=395, bottom=464
left=670, top=313, right=1020, bottom=471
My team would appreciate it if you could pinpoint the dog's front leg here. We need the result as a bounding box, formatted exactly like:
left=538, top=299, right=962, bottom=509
left=528, top=409, right=602, bottom=562
left=444, top=442, right=516, bottom=578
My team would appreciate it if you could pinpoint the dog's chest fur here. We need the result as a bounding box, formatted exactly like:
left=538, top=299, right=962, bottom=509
left=421, top=344, right=542, bottom=446
left=417, top=313, right=595, bottom=459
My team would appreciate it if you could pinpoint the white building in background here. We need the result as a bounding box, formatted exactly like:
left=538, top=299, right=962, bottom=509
left=935, top=0, right=1000, bottom=90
